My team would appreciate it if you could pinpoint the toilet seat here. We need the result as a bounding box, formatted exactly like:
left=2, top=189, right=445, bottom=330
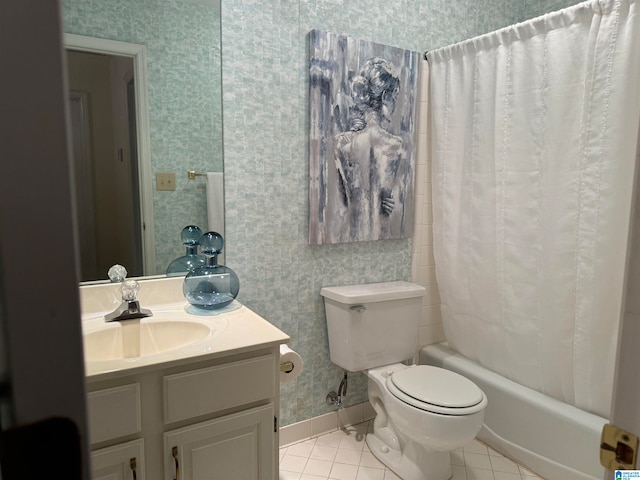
left=386, top=366, right=486, bottom=415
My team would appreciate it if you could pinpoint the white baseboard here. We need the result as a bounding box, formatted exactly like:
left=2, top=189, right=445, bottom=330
left=279, top=401, right=375, bottom=447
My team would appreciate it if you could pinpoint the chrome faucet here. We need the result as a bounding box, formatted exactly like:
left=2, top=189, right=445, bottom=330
left=104, top=279, right=153, bottom=322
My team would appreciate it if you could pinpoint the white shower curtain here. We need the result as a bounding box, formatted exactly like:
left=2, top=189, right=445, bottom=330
left=428, top=0, right=640, bottom=418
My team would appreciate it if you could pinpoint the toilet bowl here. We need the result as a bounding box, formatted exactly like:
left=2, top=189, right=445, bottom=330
left=366, top=363, right=487, bottom=480
left=321, top=282, right=488, bottom=480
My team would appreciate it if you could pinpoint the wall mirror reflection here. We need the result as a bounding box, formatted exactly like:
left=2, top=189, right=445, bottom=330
left=62, top=0, right=224, bottom=283
left=65, top=35, right=154, bottom=282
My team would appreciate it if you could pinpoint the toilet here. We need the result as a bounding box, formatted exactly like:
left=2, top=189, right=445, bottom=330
left=321, top=281, right=487, bottom=480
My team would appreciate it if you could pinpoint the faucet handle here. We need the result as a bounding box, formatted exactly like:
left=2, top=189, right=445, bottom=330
left=120, top=279, right=140, bottom=302
left=104, top=278, right=152, bottom=322
left=108, top=264, right=128, bottom=283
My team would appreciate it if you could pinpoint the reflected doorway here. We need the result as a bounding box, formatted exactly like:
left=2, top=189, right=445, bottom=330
left=66, top=50, right=143, bottom=281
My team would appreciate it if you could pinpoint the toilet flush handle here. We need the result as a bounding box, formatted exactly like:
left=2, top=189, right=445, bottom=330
left=349, top=305, right=366, bottom=313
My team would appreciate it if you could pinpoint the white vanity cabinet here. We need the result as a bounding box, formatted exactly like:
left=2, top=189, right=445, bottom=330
left=80, top=281, right=289, bottom=480
left=164, top=404, right=274, bottom=480
left=91, top=440, right=145, bottom=480
left=86, top=347, right=282, bottom=480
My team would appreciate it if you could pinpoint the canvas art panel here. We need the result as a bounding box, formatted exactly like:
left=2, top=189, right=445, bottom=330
left=309, top=30, right=420, bottom=245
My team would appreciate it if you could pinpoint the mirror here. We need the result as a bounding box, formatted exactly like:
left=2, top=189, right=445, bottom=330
left=65, top=36, right=154, bottom=282
left=61, top=0, right=223, bottom=283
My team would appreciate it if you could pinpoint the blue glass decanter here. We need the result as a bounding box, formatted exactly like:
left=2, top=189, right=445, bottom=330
left=183, top=232, right=240, bottom=309
left=166, top=226, right=206, bottom=276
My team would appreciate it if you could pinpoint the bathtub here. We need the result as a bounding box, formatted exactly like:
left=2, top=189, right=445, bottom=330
left=420, top=343, right=607, bottom=480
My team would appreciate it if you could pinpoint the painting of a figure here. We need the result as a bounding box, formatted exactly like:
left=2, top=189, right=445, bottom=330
left=309, top=30, right=419, bottom=245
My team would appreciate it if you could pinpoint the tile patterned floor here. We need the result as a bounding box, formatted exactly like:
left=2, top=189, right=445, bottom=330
left=279, top=421, right=546, bottom=480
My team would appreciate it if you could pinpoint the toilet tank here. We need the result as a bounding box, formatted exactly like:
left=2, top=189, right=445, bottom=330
left=321, top=281, right=426, bottom=372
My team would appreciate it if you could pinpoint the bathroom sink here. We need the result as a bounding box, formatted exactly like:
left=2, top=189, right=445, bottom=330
left=83, top=320, right=212, bottom=362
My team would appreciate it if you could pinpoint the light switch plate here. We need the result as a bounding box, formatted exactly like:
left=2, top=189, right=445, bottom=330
left=156, top=172, right=176, bottom=191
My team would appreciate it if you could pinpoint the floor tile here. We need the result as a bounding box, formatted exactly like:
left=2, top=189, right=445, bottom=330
left=356, top=466, right=385, bottom=480
left=489, top=455, right=520, bottom=474
left=339, top=434, right=367, bottom=451
left=359, top=451, right=385, bottom=469
left=280, top=420, right=548, bottom=480
left=311, top=445, right=338, bottom=462
left=317, top=431, right=344, bottom=448
left=280, top=471, right=302, bottom=480
left=464, top=452, right=493, bottom=470
left=382, top=471, right=402, bottom=480
left=334, top=448, right=362, bottom=465
left=466, top=466, right=496, bottom=480
left=519, top=465, right=540, bottom=477
left=493, top=472, right=522, bottom=480
left=463, top=440, right=490, bottom=455
left=288, top=442, right=315, bottom=458
left=281, top=454, right=308, bottom=474
left=304, top=459, right=333, bottom=477
left=329, top=462, right=359, bottom=480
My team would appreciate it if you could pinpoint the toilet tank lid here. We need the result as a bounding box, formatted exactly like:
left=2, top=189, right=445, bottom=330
left=320, top=281, right=426, bottom=304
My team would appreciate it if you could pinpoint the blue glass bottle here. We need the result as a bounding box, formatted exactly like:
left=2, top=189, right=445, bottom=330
left=183, top=232, right=240, bottom=309
left=166, top=226, right=206, bottom=276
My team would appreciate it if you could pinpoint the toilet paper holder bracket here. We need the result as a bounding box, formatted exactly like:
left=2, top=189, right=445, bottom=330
left=280, top=361, right=294, bottom=373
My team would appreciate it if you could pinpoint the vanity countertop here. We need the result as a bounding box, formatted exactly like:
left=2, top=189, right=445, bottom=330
left=80, top=277, right=289, bottom=382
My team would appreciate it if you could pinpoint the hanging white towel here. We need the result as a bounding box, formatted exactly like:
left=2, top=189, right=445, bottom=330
left=206, top=171, right=225, bottom=243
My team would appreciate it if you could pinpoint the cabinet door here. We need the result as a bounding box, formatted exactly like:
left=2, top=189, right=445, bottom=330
left=164, top=404, right=274, bottom=480
left=91, top=439, right=145, bottom=480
